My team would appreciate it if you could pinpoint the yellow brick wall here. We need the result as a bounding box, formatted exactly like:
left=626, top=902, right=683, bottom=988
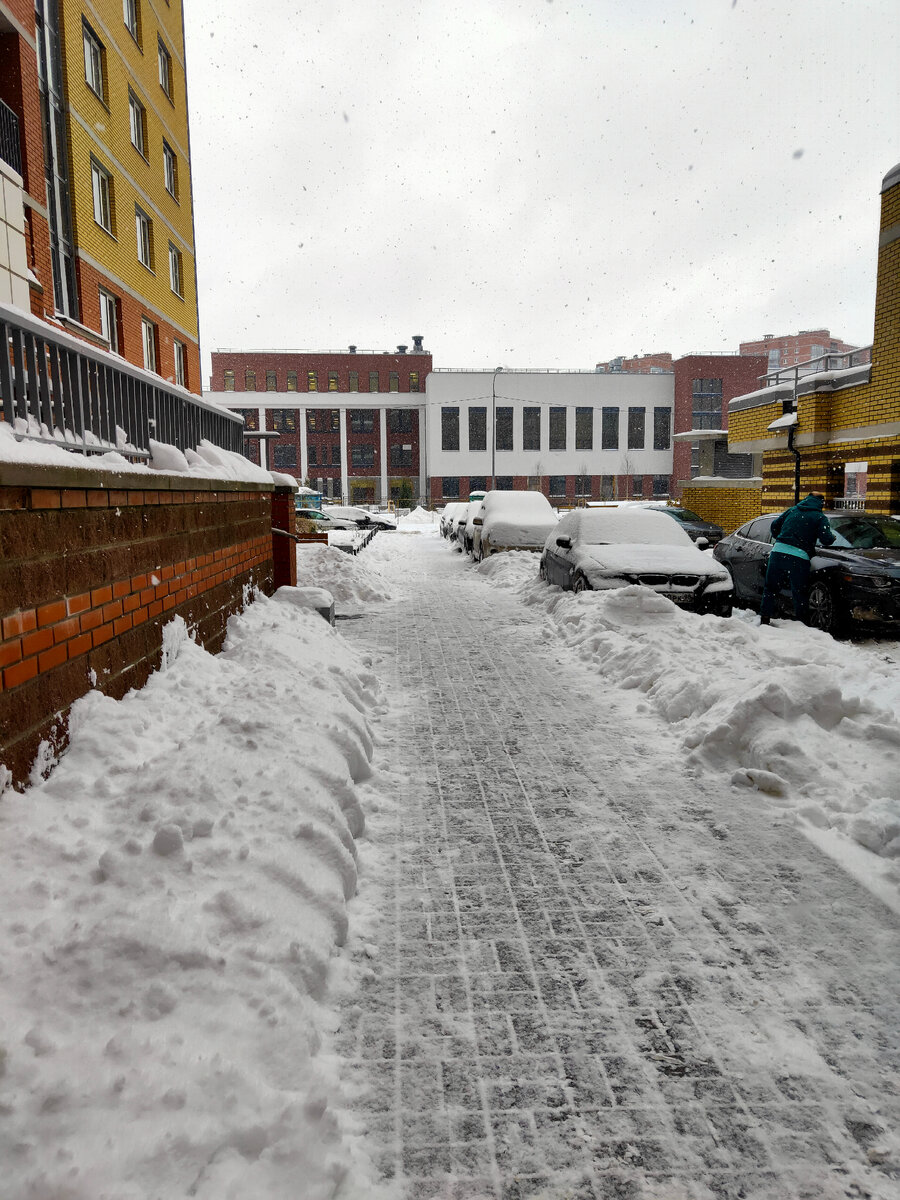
left=679, top=486, right=762, bottom=535
left=59, top=0, right=198, bottom=342
left=728, top=400, right=784, bottom=444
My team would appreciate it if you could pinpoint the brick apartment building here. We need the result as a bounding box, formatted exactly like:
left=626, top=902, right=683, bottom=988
left=738, top=329, right=858, bottom=372
left=207, top=340, right=432, bottom=503
left=0, top=0, right=201, bottom=392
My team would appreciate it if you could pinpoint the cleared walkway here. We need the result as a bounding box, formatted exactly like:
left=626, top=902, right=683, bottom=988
left=338, top=534, right=900, bottom=1200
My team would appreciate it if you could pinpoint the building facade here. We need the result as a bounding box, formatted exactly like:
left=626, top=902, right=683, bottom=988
left=738, top=329, right=858, bottom=373
left=208, top=342, right=432, bottom=503
left=0, top=0, right=201, bottom=393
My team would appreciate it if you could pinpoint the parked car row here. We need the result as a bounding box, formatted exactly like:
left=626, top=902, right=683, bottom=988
left=296, top=503, right=397, bottom=532
left=441, top=492, right=900, bottom=637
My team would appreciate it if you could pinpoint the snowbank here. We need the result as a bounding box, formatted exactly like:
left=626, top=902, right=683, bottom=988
left=0, top=594, right=389, bottom=1199
left=400, top=506, right=436, bottom=525
left=478, top=554, right=900, bottom=881
left=296, top=544, right=395, bottom=610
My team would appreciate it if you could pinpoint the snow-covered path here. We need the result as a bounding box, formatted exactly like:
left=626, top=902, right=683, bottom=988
left=338, top=533, right=900, bottom=1199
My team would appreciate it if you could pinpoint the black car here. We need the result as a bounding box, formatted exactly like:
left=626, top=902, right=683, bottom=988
left=713, top=511, right=900, bottom=634
left=642, top=504, right=725, bottom=547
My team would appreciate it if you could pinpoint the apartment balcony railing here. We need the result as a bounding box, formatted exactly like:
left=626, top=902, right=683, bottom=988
left=832, top=496, right=867, bottom=511
left=0, top=99, right=22, bottom=177
left=762, top=346, right=873, bottom=388
left=1, top=304, right=244, bottom=460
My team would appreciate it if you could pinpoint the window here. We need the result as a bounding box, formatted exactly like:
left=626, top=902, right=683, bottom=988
left=549, top=407, right=566, bottom=451
left=632, top=474, right=644, bottom=497
left=627, top=407, right=645, bottom=450
left=123, top=0, right=140, bottom=40
left=599, top=475, right=615, bottom=500
left=653, top=407, right=671, bottom=451
left=99, top=288, right=119, bottom=353
left=331, top=444, right=341, bottom=465
left=549, top=475, right=566, bottom=495
left=495, top=476, right=513, bottom=490
left=469, top=406, right=486, bottom=452
left=286, top=372, right=297, bottom=391
left=128, top=90, right=146, bottom=156
left=496, top=406, right=513, bottom=452
left=273, top=444, right=297, bottom=469
left=83, top=22, right=105, bottom=99
left=349, top=371, right=358, bottom=392
left=224, top=369, right=235, bottom=391
left=390, top=372, right=399, bottom=392
left=245, top=370, right=256, bottom=391
left=307, top=445, right=317, bottom=466
left=410, top=371, right=419, bottom=392
left=304, top=370, right=317, bottom=391
left=135, top=205, right=153, bottom=268
left=390, top=443, right=413, bottom=468
left=351, top=445, right=375, bottom=467
left=173, top=341, right=187, bottom=388
left=141, top=317, right=157, bottom=372
left=272, top=411, right=296, bottom=432
left=328, top=371, right=338, bottom=391
left=163, top=141, right=178, bottom=198
left=442, top=407, right=459, bottom=451
left=601, top=407, right=619, bottom=450
left=443, top=477, right=460, bottom=498
left=331, top=410, right=339, bottom=430
left=369, top=371, right=379, bottom=392
left=575, top=407, right=593, bottom=451
left=350, top=409, right=374, bottom=433
left=575, top=474, right=592, bottom=496
left=692, top=378, right=723, bottom=430
left=266, top=370, right=277, bottom=391
left=307, top=411, right=317, bottom=431
left=158, top=37, right=172, bottom=98
left=91, top=159, right=113, bottom=233
left=523, top=407, right=541, bottom=451
left=469, top=476, right=486, bottom=492
left=168, top=243, right=183, bottom=296
left=238, top=408, right=258, bottom=430
left=652, top=474, right=669, bottom=497
left=389, top=409, right=413, bottom=433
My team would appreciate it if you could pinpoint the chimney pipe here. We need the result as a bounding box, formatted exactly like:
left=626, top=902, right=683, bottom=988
left=397, top=344, right=407, bottom=354
left=348, top=345, right=357, bottom=354
left=412, top=335, right=424, bottom=352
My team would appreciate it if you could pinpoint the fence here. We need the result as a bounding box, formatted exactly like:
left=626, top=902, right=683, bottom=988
left=1, top=303, right=244, bottom=460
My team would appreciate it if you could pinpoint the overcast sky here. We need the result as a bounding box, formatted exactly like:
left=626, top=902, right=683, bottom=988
left=182, top=0, right=898, bottom=381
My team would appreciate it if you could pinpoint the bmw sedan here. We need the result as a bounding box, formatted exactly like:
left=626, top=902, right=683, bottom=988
left=540, top=507, right=733, bottom=616
left=640, top=504, right=725, bottom=547
left=713, top=511, right=900, bottom=635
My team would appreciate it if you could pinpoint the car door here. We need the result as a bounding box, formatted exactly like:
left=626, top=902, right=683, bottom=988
left=544, top=531, right=573, bottom=586
left=738, top=516, right=776, bottom=602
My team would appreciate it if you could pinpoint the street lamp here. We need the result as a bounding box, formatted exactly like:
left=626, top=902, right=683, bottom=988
left=491, top=366, right=503, bottom=488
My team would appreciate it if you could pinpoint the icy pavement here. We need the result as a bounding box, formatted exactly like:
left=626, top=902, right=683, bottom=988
left=337, top=532, right=900, bottom=1199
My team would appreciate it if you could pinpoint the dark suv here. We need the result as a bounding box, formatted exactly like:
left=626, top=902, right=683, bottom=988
left=713, top=511, right=900, bottom=634
left=643, top=505, right=724, bottom=547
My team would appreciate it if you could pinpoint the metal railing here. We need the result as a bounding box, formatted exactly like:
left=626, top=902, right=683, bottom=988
left=762, top=345, right=872, bottom=388
left=1, top=304, right=244, bottom=459
left=833, top=496, right=866, bottom=511
left=0, top=99, right=22, bottom=177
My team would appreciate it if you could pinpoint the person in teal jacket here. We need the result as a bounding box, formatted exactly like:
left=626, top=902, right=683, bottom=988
left=760, top=492, right=835, bottom=625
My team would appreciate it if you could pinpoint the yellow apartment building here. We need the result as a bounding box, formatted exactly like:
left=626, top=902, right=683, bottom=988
left=56, top=0, right=200, bottom=392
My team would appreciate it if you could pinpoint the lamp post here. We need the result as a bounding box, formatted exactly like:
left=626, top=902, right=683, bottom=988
left=491, top=366, right=503, bottom=488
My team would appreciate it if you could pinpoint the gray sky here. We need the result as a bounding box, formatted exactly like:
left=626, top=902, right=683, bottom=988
left=183, top=0, right=898, bottom=381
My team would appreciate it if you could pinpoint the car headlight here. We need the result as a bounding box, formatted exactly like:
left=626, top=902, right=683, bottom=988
left=845, top=573, right=892, bottom=588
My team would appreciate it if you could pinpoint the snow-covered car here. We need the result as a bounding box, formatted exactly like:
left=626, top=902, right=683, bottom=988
left=296, top=508, right=358, bottom=531
left=540, top=507, right=733, bottom=616
left=472, top=490, right=558, bottom=560
left=461, top=500, right=486, bottom=556
left=323, top=504, right=396, bottom=531
left=440, top=501, right=464, bottom=539
left=451, top=501, right=480, bottom=551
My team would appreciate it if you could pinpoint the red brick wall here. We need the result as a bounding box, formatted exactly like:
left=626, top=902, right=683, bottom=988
left=211, top=349, right=432, bottom=394
left=672, top=355, right=767, bottom=487
left=0, top=465, right=275, bottom=786
left=76, top=258, right=201, bottom=394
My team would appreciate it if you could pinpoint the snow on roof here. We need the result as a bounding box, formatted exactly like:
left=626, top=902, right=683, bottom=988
left=768, top=411, right=798, bottom=431
left=558, top=506, right=694, bottom=547
left=483, top=489, right=556, bottom=518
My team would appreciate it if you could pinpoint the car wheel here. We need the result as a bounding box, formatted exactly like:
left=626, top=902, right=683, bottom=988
left=807, top=580, right=845, bottom=636
left=573, top=574, right=591, bottom=593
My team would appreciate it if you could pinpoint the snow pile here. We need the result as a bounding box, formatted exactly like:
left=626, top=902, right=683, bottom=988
left=479, top=554, right=900, bottom=874
left=400, top=506, right=436, bottom=525
left=0, top=594, right=388, bottom=1200
left=296, top=543, right=395, bottom=609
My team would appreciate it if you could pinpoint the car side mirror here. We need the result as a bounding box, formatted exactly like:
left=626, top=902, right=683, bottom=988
left=695, top=536, right=709, bottom=549
left=555, top=535, right=572, bottom=549
left=473, top=517, right=483, bottom=526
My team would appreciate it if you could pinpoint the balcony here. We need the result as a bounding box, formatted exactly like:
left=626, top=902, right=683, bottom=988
left=0, top=98, right=22, bottom=177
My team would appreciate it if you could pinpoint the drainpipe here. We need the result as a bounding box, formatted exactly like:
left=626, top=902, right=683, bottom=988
left=786, top=421, right=801, bottom=505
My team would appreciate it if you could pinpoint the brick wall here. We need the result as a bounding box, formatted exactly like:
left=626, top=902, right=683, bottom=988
left=0, top=464, right=275, bottom=787
left=679, top=483, right=763, bottom=534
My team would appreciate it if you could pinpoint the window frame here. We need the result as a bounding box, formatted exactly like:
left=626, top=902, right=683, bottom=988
left=441, top=407, right=460, bottom=452
left=128, top=89, right=146, bottom=157
left=83, top=21, right=105, bottom=101
left=601, top=406, right=619, bottom=450
left=168, top=242, right=183, bottom=296
left=157, top=36, right=173, bottom=99
left=351, top=444, right=375, bottom=468
left=523, top=406, right=541, bottom=452
left=141, top=316, right=157, bottom=373
left=135, top=204, right=153, bottom=269
left=122, top=0, right=140, bottom=44
left=99, top=287, right=119, bottom=354
left=653, top=407, right=671, bottom=451
left=549, top=406, right=566, bottom=452
left=627, top=407, right=646, bottom=451
left=468, top=405, right=487, bottom=452
left=266, top=370, right=277, bottom=392
left=575, top=407, right=593, bottom=451
left=91, top=157, right=114, bottom=234
left=162, top=141, right=178, bottom=199
left=173, top=340, right=187, bottom=388
left=495, top=406, right=513, bottom=452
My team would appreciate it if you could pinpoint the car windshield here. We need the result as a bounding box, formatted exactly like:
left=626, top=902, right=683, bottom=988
left=670, top=508, right=703, bottom=522
left=828, top=515, right=900, bottom=549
